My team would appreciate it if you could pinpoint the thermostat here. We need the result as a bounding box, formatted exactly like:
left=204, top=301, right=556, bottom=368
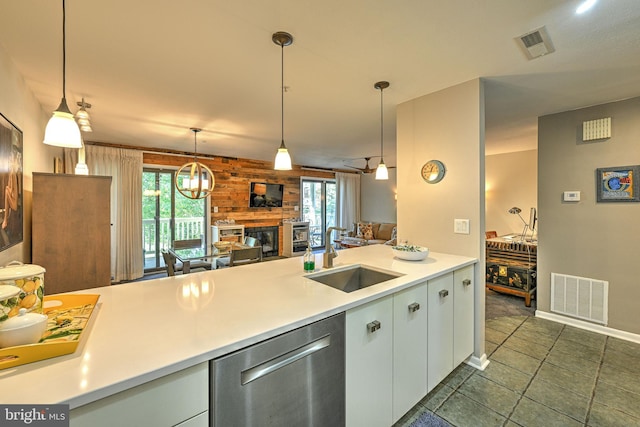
left=563, top=191, right=581, bottom=202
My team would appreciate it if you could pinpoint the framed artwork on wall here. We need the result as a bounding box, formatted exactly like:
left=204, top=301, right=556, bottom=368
left=0, top=112, right=24, bottom=250
left=596, top=165, right=640, bottom=203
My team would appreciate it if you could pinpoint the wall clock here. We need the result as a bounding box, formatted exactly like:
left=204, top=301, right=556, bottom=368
left=421, top=160, right=446, bottom=183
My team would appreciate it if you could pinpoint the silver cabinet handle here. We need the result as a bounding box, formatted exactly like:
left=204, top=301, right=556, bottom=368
left=439, top=289, right=449, bottom=298
left=463, top=279, right=471, bottom=287
left=367, top=320, right=381, bottom=333
left=408, top=302, right=420, bottom=312
left=241, top=335, right=331, bottom=385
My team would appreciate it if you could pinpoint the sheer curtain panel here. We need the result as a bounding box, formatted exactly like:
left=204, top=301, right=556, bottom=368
left=336, top=172, right=360, bottom=232
left=64, top=146, right=144, bottom=281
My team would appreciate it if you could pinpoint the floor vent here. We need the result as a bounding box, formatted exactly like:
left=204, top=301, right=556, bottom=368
left=516, top=26, right=555, bottom=60
left=551, top=273, right=608, bottom=325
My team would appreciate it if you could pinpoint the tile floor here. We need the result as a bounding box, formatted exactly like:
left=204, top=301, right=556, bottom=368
left=394, top=294, right=640, bottom=427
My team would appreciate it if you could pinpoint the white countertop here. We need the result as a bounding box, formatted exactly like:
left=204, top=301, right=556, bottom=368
left=0, top=245, right=475, bottom=409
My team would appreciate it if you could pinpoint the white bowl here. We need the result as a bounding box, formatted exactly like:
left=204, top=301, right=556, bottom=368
left=0, top=308, right=48, bottom=348
left=391, top=245, right=429, bottom=261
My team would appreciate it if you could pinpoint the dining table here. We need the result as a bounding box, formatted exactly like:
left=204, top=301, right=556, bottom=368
left=169, top=242, right=250, bottom=271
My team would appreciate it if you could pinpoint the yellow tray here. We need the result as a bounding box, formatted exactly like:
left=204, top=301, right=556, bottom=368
left=0, top=294, right=99, bottom=370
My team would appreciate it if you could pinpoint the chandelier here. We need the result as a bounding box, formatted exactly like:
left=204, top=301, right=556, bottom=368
left=175, top=128, right=215, bottom=199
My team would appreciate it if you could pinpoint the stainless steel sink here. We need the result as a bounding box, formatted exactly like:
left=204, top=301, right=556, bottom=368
left=306, top=264, right=404, bottom=293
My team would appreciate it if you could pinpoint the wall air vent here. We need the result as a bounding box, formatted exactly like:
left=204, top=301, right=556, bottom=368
left=516, top=26, right=555, bottom=60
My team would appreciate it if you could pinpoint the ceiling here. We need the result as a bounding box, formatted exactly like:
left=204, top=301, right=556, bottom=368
left=1, top=0, right=639, bottom=170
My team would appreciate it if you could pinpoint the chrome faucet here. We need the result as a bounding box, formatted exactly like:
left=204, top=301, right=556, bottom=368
left=323, top=227, right=346, bottom=268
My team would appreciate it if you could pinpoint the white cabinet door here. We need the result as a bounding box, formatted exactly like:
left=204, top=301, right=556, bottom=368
left=346, top=295, right=393, bottom=427
left=453, top=265, right=474, bottom=366
left=392, top=281, right=429, bottom=423
left=70, top=363, right=208, bottom=427
left=427, top=272, right=454, bottom=392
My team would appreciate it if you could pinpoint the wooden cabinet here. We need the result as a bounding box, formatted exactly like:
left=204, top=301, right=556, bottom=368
left=486, top=238, right=537, bottom=306
left=392, top=281, right=429, bottom=422
left=32, top=173, right=111, bottom=294
left=345, top=295, right=393, bottom=427
left=211, top=224, right=245, bottom=244
left=70, top=363, right=208, bottom=427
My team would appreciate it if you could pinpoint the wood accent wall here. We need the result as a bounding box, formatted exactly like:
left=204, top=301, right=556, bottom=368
left=143, top=152, right=335, bottom=255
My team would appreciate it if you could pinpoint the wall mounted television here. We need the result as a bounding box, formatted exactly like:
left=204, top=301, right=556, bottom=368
left=249, top=182, right=284, bottom=208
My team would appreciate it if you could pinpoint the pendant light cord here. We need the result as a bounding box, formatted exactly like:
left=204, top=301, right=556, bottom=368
left=281, top=43, right=285, bottom=144
left=193, top=131, right=197, bottom=162
left=62, top=0, right=67, bottom=100
left=379, top=86, right=384, bottom=161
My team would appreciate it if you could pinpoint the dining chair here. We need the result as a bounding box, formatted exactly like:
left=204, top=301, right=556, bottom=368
left=229, top=246, right=263, bottom=267
left=162, top=250, right=206, bottom=276
left=243, top=236, right=260, bottom=247
left=174, top=238, right=203, bottom=250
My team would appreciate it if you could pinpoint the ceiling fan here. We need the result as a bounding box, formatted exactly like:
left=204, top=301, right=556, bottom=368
left=344, top=157, right=395, bottom=174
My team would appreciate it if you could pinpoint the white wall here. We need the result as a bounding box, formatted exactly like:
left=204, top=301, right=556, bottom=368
left=485, top=150, right=537, bottom=237
left=397, top=78, right=486, bottom=363
left=360, top=168, right=397, bottom=223
left=0, top=43, right=61, bottom=264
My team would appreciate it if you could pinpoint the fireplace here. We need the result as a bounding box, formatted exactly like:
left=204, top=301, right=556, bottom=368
left=244, top=226, right=279, bottom=257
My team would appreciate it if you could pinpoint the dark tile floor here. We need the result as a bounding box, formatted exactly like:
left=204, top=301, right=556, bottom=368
left=394, top=291, right=640, bottom=427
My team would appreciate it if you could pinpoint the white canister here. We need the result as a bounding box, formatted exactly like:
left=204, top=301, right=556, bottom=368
left=0, top=263, right=46, bottom=324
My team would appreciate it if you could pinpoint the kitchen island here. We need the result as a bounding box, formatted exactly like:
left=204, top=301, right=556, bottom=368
left=0, top=245, right=477, bottom=425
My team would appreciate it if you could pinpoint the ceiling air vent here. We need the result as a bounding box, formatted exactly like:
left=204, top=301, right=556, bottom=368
left=516, top=26, right=555, bottom=60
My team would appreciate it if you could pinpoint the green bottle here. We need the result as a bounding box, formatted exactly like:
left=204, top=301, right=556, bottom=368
left=303, top=244, right=315, bottom=272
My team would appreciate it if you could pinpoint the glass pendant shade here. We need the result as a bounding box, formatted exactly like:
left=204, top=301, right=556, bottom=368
left=375, top=160, right=389, bottom=180
left=43, top=99, right=82, bottom=148
left=274, top=141, right=292, bottom=170
left=75, top=107, right=90, bottom=121
left=75, top=162, right=89, bottom=175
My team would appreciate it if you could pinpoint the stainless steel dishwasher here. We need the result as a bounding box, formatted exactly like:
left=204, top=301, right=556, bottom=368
left=211, top=312, right=345, bottom=426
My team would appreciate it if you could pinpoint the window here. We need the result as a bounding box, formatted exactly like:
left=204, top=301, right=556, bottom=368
left=301, top=178, right=336, bottom=248
left=142, top=169, right=208, bottom=271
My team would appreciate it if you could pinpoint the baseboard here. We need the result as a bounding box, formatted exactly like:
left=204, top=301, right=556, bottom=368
left=465, top=353, right=490, bottom=371
left=536, top=309, right=640, bottom=344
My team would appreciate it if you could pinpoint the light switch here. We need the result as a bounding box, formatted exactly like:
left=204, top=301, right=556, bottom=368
left=454, top=219, right=470, bottom=235
left=294, top=205, right=299, bottom=211
left=563, top=191, right=581, bottom=202
left=213, top=206, right=219, bottom=213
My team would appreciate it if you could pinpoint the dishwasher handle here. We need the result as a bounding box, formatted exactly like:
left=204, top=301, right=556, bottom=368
left=241, top=334, right=331, bottom=385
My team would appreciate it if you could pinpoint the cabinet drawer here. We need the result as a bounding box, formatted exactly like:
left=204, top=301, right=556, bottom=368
left=70, top=363, right=208, bottom=427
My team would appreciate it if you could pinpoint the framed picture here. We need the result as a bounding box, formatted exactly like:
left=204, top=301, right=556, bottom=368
left=596, top=165, right=640, bottom=202
left=0, top=112, right=24, bottom=250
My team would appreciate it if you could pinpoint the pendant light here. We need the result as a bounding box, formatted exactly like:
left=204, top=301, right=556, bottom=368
left=43, top=0, right=82, bottom=148
left=75, top=98, right=92, bottom=132
left=374, top=81, right=390, bottom=180
left=175, top=128, right=215, bottom=199
left=272, top=31, right=293, bottom=170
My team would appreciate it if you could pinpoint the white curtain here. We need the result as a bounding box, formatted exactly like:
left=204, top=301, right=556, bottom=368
left=336, top=172, right=360, bottom=233
left=64, top=145, right=144, bottom=282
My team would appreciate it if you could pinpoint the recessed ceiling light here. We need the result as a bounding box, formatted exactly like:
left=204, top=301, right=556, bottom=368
left=576, top=0, right=597, bottom=14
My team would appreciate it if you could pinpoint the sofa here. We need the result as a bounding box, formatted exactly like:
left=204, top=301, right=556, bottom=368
left=342, top=221, right=397, bottom=245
